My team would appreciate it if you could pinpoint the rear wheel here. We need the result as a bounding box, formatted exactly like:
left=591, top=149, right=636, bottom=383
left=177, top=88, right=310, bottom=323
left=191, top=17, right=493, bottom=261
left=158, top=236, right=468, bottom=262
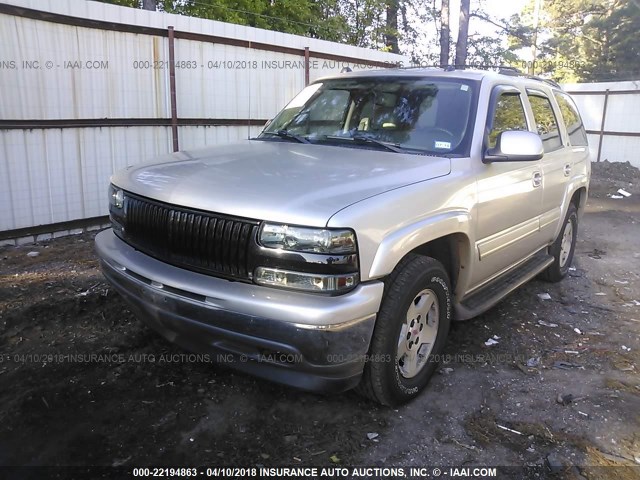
left=356, top=255, right=452, bottom=406
left=541, top=203, right=578, bottom=282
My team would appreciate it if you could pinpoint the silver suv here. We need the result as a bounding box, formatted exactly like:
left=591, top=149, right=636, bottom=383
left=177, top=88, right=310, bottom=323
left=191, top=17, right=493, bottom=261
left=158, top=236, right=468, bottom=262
left=96, top=68, right=590, bottom=406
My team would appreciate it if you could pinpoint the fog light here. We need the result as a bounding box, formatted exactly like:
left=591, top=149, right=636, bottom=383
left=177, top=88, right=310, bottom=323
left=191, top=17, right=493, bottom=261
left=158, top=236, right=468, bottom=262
left=254, top=267, right=358, bottom=293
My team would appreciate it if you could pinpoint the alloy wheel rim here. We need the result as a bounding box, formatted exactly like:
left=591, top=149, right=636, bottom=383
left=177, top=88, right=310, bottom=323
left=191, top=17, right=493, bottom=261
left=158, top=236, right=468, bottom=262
left=397, top=288, right=439, bottom=379
left=559, top=220, right=574, bottom=267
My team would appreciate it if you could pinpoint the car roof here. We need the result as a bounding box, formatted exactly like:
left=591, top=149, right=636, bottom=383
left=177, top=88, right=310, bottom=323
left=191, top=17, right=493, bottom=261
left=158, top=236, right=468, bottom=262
left=316, top=67, right=563, bottom=91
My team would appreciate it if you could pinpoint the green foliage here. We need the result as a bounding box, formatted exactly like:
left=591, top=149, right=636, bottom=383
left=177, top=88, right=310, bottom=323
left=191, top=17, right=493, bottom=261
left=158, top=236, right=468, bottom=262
left=509, top=0, right=640, bottom=82
left=93, top=0, right=352, bottom=41
left=466, top=35, right=520, bottom=68
left=488, top=94, right=528, bottom=147
left=97, top=0, right=141, bottom=7
left=458, top=1, right=536, bottom=70
left=93, top=0, right=421, bottom=53
left=158, top=0, right=322, bottom=37
left=335, top=0, right=388, bottom=47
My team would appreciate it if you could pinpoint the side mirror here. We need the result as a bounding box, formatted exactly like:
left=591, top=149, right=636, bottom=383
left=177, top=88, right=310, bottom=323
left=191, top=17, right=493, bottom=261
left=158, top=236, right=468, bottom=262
left=483, top=130, right=543, bottom=163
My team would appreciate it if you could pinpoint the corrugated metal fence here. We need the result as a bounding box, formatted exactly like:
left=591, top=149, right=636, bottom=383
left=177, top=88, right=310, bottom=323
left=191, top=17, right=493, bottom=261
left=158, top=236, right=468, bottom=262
left=0, top=0, right=409, bottom=240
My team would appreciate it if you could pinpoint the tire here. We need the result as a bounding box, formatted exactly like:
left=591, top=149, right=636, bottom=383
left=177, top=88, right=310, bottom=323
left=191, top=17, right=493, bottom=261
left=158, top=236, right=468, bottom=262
left=541, top=203, right=578, bottom=282
left=356, top=254, right=452, bottom=406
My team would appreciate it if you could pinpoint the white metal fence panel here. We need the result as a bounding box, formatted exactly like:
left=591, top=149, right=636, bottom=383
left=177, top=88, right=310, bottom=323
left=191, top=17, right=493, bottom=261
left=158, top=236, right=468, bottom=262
left=171, top=40, right=305, bottom=121
left=178, top=126, right=263, bottom=151
left=0, top=127, right=173, bottom=231
left=605, top=93, right=640, bottom=133
left=0, top=18, right=170, bottom=120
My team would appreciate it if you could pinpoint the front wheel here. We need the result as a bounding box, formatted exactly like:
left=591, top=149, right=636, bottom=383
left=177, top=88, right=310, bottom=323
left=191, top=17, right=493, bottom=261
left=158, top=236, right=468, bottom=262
left=541, top=203, right=578, bottom=282
left=356, top=255, right=452, bottom=406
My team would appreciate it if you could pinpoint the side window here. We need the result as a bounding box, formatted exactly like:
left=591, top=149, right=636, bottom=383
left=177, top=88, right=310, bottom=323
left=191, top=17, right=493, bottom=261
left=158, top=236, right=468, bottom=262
left=554, top=92, right=588, bottom=146
left=528, top=94, right=562, bottom=152
left=488, top=93, right=528, bottom=148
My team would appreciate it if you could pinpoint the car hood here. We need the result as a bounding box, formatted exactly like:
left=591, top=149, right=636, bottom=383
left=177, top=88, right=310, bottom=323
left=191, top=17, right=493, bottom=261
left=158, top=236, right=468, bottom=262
left=112, top=140, right=451, bottom=226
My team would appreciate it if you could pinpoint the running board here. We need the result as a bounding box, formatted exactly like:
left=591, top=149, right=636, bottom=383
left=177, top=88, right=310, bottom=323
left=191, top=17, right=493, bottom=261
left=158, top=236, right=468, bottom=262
left=454, top=251, right=554, bottom=320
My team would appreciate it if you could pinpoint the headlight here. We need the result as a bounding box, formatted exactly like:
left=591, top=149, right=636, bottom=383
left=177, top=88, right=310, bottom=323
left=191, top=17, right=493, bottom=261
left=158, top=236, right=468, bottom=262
left=108, top=184, right=125, bottom=235
left=255, top=267, right=358, bottom=293
left=109, top=184, right=124, bottom=209
left=256, top=223, right=359, bottom=293
left=259, top=223, right=356, bottom=254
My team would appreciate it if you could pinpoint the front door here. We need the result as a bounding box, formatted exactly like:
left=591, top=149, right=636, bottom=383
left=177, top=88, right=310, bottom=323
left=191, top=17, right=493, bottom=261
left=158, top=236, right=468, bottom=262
left=472, top=86, right=544, bottom=290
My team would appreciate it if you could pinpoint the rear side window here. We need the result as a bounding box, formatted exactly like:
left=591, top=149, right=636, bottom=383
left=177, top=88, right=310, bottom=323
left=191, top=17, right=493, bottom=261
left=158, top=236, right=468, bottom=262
left=554, top=92, right=588, bottom=146
left=488, top=93, right=528, bottom=148
left=528, top=94, right=562, bottom=152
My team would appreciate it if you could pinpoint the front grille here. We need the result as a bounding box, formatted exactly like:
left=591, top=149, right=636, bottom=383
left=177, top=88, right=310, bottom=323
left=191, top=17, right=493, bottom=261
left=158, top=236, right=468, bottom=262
left=120, top=192, right=259, bottom=280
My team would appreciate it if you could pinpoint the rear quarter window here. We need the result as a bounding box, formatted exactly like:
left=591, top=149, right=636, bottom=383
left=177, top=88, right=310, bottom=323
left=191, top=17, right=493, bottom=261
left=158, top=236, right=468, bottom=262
left=554, top=92, right=589, bottom=146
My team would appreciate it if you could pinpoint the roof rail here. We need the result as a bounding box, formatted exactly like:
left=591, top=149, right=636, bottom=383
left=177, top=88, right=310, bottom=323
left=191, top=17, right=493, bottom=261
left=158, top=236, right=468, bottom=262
left=400, top=64, right=460, bottom=71
left=528, top=75, right=562, bottom=89
left=497, top=66, right=523, bottom=75
left=391, top=65, right=445, bottom=70
left=446, top=64, right=523, bottom=73
left=470, top=64, right=563, bottom=89
left=390, top=63, right=563, bottom=89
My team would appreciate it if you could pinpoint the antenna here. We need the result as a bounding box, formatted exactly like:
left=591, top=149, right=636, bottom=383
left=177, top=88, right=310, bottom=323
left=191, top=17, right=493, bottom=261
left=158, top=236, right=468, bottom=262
left=247, top=68, right=252, bottom=139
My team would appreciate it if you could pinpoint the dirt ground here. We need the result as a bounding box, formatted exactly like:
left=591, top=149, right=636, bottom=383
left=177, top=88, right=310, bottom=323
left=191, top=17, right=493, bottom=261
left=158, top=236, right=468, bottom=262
left=1, top=161, right=639, bottom=478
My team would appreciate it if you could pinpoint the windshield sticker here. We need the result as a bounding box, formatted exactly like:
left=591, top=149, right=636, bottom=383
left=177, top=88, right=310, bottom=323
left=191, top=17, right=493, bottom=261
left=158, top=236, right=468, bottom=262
left=434, top=141, right=451, bottom=149
left=460, top=84, right=469, bottom=91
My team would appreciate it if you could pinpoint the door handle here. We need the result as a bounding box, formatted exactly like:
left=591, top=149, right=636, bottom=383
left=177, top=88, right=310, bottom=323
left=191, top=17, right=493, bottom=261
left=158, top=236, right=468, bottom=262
left=532, top=171, right=542, bottom=188
left=564, top=163, right=572, bottom=176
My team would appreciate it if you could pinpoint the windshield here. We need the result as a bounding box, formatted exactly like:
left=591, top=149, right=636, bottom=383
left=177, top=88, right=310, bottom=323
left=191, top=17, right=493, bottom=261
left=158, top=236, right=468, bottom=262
left=259, top=77, right=477, bottom=155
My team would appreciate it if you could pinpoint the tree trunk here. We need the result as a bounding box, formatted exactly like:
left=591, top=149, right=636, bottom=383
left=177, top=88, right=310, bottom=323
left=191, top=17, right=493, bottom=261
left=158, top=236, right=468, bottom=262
left=529, top=0, right=542, bottom=74
left=455, top=0, right=470, bottom=68
left=142, top=0, right=156, bottom=11
left=385, top=0, right=399, bottom=53
left=439, top=0, right=450, bottom=67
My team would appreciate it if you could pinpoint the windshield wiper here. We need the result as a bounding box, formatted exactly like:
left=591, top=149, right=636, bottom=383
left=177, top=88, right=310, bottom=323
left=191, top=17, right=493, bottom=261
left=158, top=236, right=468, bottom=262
left=264, top=129, right=310, bottom=144
left=351, top=135, right=403, bottom=153
left=320, top=134, right=403, bottom=153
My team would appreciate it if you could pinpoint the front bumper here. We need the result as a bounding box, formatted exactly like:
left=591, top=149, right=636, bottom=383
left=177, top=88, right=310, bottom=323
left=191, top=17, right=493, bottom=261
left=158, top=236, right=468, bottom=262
left=95, top=229, right=384, bottom=392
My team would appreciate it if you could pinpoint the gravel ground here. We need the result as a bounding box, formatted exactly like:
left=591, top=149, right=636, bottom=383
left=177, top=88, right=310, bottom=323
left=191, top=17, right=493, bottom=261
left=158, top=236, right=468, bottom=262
left=0, top=161, right=639, bottom=479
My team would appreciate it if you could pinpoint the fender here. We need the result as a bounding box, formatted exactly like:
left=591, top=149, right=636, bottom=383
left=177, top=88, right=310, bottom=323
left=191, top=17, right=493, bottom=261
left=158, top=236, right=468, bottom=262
left=368, top=209, right=473, bottom=280
left=551, top=171, right=589, bottom=241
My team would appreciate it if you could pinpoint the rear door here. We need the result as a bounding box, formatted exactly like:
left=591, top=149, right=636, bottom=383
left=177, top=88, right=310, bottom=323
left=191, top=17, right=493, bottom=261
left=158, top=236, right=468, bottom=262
left=553, top=90, right=590, bottom=194
left=525, top=89, right=568, bottom=243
